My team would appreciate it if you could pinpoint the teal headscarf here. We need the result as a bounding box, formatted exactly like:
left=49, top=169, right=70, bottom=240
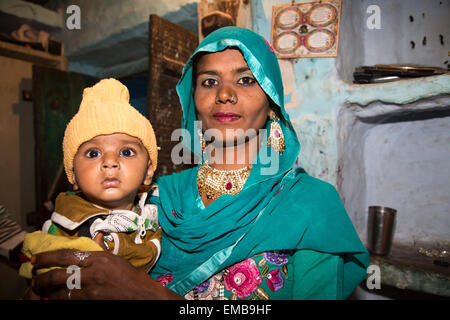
left=150, top=27, right=368, bottom=298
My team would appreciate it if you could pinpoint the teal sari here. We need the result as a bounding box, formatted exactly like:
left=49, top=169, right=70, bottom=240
left=150, top=27, right=368, bottom=299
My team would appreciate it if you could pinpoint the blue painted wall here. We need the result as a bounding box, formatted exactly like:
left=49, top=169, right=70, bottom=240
left=251, top=0, right=450, bottom=185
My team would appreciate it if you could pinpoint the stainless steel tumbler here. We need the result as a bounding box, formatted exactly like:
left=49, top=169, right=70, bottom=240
left=367, top=206, right=397, bottom=255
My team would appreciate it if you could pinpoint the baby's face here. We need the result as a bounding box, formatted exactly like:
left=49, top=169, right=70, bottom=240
left=73, top=133, right=153, bottom=210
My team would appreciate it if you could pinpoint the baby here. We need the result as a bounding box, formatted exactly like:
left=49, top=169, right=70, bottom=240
left=40, top=78, right=161, bottom=272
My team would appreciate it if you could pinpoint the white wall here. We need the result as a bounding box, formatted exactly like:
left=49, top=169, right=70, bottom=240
left=337, top=0, right=450, bottom=82
left=364, top=114, right=450, bottom=245
left=359, top=0, right=449, bottom=68
left=337, top=95, right=450, bottom=246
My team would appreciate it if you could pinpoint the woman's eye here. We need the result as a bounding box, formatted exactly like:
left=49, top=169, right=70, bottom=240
left=120, top=148, right=135, bottom=157
left=237, top=75, right=256, bottom=86
left=85, top=149, right=100, bottom=158
left=201, top=78, right=218, bottom=88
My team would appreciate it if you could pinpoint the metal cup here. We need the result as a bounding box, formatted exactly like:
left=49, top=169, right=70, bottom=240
left=367, top=206, right=397, bottom=255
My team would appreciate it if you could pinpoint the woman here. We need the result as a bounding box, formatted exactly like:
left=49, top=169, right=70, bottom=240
left=30, top=27, right=368, bottom=300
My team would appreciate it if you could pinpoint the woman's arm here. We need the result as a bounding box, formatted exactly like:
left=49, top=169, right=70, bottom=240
left=29, top=249, right=183, bottom=300
left=291, top=249, right=344, bottom=300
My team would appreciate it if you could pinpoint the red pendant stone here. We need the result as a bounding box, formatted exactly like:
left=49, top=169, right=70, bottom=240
left=225, top=182, right=232, bottom=190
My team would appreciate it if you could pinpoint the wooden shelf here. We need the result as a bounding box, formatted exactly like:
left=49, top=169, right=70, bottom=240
left=0, top=40, right=67, bottom=71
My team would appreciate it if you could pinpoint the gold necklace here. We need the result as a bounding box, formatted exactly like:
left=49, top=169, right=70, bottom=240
left=197, top=161, right=252, bottom=201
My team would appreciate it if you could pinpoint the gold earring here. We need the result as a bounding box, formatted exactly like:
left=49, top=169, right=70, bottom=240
left=268, top=110, right=285, bottom=153
left=198, top=128, right=206, bottom=153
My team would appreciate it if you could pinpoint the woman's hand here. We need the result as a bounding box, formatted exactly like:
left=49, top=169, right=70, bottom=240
left=28, top=249, right=183, bottom=300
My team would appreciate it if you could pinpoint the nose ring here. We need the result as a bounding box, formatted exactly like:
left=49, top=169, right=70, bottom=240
left=216, top=92, right=237, bottom=104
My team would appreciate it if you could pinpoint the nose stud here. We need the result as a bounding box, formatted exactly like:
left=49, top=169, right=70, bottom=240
left=216, top=93, right=237, bottom=104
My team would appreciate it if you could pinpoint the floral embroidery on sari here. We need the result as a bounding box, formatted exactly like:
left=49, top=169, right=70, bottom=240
left=264, top=251, right=289, bottom=265
left=266, top=268, right=284, bottom=292
left=223, top=258, right=261, bottom=299
left=184, top=250, right=290, bottom=300
left=155, top=273, right=173, bottom=286
left=184, top=274, right=222, bottom=300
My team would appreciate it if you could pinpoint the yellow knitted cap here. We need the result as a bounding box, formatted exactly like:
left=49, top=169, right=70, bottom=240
left=63, top=78, right=158, bottom=184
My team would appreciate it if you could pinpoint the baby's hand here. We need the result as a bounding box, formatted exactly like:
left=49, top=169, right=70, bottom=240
left=93, top=232, right=108, bottom=251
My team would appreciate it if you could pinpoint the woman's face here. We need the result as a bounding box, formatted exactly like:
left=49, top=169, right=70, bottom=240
left=194, top=48, right=271, bottom=147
